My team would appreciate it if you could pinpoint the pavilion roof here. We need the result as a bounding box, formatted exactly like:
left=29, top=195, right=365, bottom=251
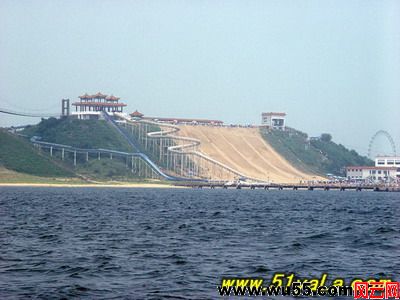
left=72, top=102, right=126, bottom=107
left=130, top=110, right=144, bottom=117
left=92, top=92, right=107, bottom=99
left=78, top=93, right=92, bottom=99
left=106, top=95, right=120, bottom=101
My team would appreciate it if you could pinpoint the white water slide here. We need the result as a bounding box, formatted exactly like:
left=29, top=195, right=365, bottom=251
left=114, top=113, right=261, bottom=182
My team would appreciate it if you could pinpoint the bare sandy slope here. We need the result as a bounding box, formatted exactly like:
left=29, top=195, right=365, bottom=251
left=177, top=125, right=322, bottom=183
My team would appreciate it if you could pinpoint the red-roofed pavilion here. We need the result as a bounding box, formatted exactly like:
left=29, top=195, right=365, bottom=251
left=130, top=110, right=144, bottom=118
left=72, top=92, right=127, bottom=119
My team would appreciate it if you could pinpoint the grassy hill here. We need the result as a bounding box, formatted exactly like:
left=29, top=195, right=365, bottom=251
left=19, top=118, right=154, bottom=182
left=260, top=127, right=373, bottom=176
left=0, top=129, right=73, bottom=177
left=75, top=158, right=151, bottom=181
left=22, top=117, right=132, bottom=151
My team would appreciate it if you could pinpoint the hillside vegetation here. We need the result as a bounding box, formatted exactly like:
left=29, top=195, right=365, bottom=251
left=260, top=127, right=373, bottom=176
left=22, top=117, right=132, bottom=151
left=18, top=118, right=153, bottom=181
left=0, top=129, right=73, bottom=177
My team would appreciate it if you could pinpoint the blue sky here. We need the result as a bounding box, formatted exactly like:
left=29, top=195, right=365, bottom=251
left=0, top=0, right=399, bottom=156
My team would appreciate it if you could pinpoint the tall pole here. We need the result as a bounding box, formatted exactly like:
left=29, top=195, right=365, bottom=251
left=160, top=137, right=163, bottom=163
left=181, top=154, right=183, bottom=176
left=166, top=139, right=170, bottom=171
left=145, top=124, right=148, bottom=150
left=138, top=124, right=141, bottom=144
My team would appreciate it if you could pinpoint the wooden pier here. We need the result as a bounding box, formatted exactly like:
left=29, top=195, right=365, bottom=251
left=175, top=182, right=400, bottom=192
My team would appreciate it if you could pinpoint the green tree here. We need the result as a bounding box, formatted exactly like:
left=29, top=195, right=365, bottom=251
left=320, top=133, right=332, bottom=142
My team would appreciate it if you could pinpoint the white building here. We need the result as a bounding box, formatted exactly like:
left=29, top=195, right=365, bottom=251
left=261, top=112, right=286, bottom=130
left=346, top=166, right=397, bottom=183
left=71, top=92, right=127, bottom=120
left=375, top=156, right=400, bottom=178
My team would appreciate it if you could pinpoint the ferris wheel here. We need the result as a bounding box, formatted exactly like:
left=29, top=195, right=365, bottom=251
left=367, top=130, right=397, bottom=158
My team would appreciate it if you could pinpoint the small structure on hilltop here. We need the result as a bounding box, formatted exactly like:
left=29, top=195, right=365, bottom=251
left=130, top=110, right=144, bottom=120
left=261, top=112, right=286, bottom=130
left=71, top=92, right=127, bottom=120
left=61, top=99, right=70, bottom=117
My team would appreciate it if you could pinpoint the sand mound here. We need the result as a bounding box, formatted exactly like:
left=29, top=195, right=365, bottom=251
left=177, top=125, right=322, bottom=183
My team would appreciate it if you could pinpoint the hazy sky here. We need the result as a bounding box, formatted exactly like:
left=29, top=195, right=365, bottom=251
left=0, top=0, right=399, bottom=156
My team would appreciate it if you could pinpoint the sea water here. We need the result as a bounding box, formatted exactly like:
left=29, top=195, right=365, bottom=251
left=1, top=187, right=399, bottom=299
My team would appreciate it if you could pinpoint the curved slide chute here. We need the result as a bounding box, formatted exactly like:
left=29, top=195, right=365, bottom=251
left=114, top=113, right=258, bottom=182
left=103, top=112, right=205, bottom=181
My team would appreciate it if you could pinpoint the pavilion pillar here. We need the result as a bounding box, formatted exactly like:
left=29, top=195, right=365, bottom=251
left=61, top=148, right=65, bottom=160
left=50, top=146, right=53, bottom=157
left=74, top=151, right=76, bottom=166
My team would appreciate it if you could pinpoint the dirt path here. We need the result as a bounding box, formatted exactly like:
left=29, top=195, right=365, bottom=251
left=177, top=125, right=323, bottom=183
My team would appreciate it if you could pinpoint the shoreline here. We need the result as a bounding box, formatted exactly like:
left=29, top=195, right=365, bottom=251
left=0, top=182, right=183, bottom=188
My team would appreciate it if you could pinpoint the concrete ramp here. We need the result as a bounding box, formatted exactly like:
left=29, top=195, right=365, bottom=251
left=177, top=125, right=322, bottom=183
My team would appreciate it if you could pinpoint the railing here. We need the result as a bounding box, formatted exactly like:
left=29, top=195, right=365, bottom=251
left=115, top=113, right=262, bottom=182
left=29, top=136, right=186, bottom=181
left=0, top=107, right=59, bottom=118
left=102, top=112, right=141, bottom=152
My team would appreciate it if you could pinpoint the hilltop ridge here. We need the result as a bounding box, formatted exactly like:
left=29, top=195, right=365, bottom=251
left=261, top=127, right=373, bottom=176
